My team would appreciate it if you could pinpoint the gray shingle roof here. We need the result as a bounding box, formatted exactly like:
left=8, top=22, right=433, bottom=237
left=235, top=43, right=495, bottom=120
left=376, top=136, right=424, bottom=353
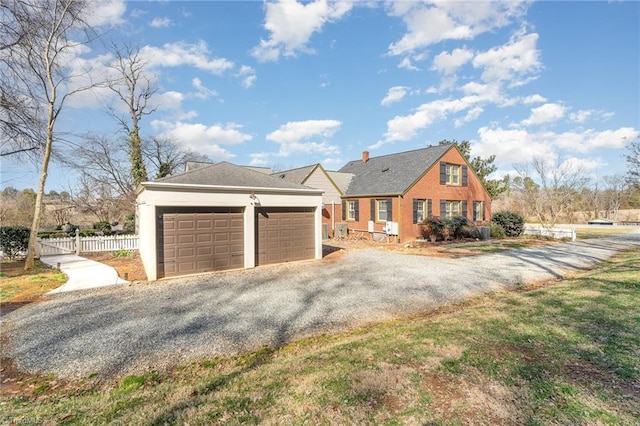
left=155, top=161, right=313, bottom=190
left=338, top=144, right=453, bottom=196
left=270, top=165, right=317, bottom=184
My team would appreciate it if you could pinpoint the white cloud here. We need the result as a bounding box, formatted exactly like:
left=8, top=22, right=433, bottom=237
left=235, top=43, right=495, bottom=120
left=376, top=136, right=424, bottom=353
left=140, top=41, right=234, bottom=75
left=555, top=127, right=638, bottom=153
left=473, top=125, right=639, bottom=167
left=237, top=66, right=257, bottom=88
left=521, top=103, right=566, bottom=126
left=560, top=157, right=605, bottom=172
left=153, top=91, right=185, bottom=110
left=388, top=1, right=528, bottom=56
left=454, top=106, right=484, bottom=127
left=431, top=47, right=474, bottom=75
left=521, top=94, right=547, bottom=104
left=472, top=30, right=542, bottom=85
left=474, top=126, right=557, bottom=165
left=381, top=86, right=409, bottom=106
left=398, top=57, right=420, bottom=71
left=378, top=95, right=482, bottom=145
left=151, top=120, right=252, bottom=159
left=86, top=0, right=126, bottom=26
left=266, top=119, right=342, bottom=156
left=150, top=17, right=172, bottom=28
left=191, top=78, right=218, bottom=99
left=251, top=0, right=353, bottom=62
left=569, top=109, right=615, bottom=124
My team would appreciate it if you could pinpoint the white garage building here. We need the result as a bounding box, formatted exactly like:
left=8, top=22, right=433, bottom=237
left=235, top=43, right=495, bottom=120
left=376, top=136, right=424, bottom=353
left=136, top=162, right=324, bottom=281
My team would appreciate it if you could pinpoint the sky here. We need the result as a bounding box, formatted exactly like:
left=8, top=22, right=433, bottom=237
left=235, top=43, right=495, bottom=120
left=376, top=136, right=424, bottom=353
left=1, top=0, right=639, bottom=192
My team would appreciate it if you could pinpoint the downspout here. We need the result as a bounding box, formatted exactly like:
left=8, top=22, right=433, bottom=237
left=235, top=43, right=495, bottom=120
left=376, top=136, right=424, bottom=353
left=332, top=200, right=335, bottom=236
left=397, top=195, right=402, bottom=243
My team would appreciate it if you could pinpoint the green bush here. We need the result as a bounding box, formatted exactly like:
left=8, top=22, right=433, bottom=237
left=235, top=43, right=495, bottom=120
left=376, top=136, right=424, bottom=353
left=93, top=221, right=112, bottom=232
left=491, top=211, right=525, bottom=237
left=421, top=216, right=447, bottom=241
left=490, top=223, right=506, bottom=239
left=447, top=216, right=470, bottom=239
left=0, top=226, right=30, bottom=259
left=123, top=213, right=135, bottom=234
left=79, top=229, right=97, bottom=237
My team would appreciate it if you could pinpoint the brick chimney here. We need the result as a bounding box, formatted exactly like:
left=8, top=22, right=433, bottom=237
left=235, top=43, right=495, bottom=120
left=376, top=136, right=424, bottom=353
left=362, top=150, right=369, bottom=163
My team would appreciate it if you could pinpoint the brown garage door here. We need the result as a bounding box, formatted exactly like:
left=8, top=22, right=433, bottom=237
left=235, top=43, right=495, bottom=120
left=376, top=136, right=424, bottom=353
left=256, top=207, right=315, bottom=265
left=158, top=208, right=244, bottom=277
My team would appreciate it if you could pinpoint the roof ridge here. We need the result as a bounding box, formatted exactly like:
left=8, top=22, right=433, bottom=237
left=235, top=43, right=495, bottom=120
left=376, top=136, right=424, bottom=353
left=271, top=163, right=319, bottom=174
left=346, top=144, right=450, bottom=163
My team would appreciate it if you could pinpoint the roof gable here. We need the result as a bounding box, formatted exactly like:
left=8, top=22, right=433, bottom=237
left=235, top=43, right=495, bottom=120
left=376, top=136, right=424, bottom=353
left=155, top=161, right=311, bottom=190
left=270, top=164, right=318, bottom=185
left=338, top=144, right=453, bottom=196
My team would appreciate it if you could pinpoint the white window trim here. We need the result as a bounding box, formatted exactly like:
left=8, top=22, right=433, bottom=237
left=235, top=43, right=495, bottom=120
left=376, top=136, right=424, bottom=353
left=446, top=164, right=461, bottom=186
left=416, top=200, right=426, bottom=223
left=445, top=200, right=461, bottom=219
left=347, top=200, right=356, bottom=220
left=376, top=199, right=388, bottom=222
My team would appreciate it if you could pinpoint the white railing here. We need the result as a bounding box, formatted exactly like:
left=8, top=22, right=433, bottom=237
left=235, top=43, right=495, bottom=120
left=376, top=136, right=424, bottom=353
left=37, top=234, right=139, bottom=256
left=524, top=227, right=576, bottom=242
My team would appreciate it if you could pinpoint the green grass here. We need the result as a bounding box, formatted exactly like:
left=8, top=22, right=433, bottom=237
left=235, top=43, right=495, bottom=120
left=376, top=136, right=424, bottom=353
left=0, top=261, right=67, bottom=303
left=2, top=250, right=639, bottom=425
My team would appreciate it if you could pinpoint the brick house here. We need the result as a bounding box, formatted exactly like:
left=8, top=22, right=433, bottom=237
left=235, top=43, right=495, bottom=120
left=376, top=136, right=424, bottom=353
left=272, top=164, right=353, bottom=238
left=337, top=144, right=492, bottom=242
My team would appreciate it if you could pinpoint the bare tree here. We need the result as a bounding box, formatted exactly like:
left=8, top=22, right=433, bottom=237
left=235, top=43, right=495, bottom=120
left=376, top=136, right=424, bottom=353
left=108, top=43, right=157, bottom=186
left=69, top=174, right=125, bottom=223
left=514, top=157, right=589, bottom=228
left=2, top=0, right=107, bottom=269
left=602, top=175, right=627, bottom=221
left=143, top=136, right=212, bottom=179
left=0, top=0, right=45, bottom=159
left=626, top=137, right=640, bottom=187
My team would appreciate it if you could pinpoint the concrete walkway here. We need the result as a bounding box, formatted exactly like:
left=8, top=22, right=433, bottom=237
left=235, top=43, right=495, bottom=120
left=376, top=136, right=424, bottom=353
left=40, top=254, right=129, bottom=294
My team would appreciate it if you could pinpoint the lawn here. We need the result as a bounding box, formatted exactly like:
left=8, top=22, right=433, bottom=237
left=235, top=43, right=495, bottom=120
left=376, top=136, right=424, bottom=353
left=0, top=260, right=66, bottom=313
left=1, top=249, right=638, bottom=425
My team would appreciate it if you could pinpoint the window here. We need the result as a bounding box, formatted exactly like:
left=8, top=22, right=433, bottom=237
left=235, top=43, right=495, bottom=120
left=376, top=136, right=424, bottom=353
left=440, top=162, right=468, bottom=186
left=412, top=199, right=433, bottom=224
left=445, top=201, right=461, bottom=219
left=415, top=200, right=425, bottom=223
left=347, top=200, right=357, bottom=220
left=473, top=201, right=485, bottom=221
left=447, top=164, right=460, bottom=185
left=376, top=199, right=389, bottom=222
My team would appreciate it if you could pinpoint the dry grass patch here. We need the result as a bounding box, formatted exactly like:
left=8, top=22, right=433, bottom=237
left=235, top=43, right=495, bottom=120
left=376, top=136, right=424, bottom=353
left=0, top=260, right=66, bottom=314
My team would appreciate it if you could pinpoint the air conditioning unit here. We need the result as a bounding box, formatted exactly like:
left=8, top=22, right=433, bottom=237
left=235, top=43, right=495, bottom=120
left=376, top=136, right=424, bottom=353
left=385, top=221, right=398, bottom=235
left=335, top=223, right=348, bottom=238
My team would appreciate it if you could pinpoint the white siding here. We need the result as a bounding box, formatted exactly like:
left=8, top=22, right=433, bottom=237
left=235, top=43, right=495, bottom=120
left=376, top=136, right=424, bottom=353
left=305, top=168, right=342, bottom=205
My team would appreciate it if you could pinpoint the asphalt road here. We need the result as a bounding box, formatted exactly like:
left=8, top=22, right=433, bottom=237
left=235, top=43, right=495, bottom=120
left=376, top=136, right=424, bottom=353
left=3, top=231, right=639, bottom=379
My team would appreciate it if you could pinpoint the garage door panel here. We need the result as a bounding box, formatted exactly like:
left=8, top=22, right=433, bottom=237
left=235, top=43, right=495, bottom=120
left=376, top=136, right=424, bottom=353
left=256, top=208, right=315, bottom=266
left=159, top=210, right=244, bottom=278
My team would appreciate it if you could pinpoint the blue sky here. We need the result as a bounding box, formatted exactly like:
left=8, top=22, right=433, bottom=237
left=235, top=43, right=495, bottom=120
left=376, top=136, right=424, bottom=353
left=2, top=0, right=639, bottom=191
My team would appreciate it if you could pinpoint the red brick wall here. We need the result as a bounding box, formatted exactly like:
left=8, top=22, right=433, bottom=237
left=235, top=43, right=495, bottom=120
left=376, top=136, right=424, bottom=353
left=322, top=202, right=343, bottom=237
left=341, top=148, right=492, bottom=242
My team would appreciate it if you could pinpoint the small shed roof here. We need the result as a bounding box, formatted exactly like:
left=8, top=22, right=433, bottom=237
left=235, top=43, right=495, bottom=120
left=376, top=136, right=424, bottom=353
left=338, top=144, right=452, bottom=196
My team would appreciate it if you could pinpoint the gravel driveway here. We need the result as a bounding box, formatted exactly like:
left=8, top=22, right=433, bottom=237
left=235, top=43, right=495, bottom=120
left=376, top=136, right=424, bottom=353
left=3, top=232, right=639, bottom=379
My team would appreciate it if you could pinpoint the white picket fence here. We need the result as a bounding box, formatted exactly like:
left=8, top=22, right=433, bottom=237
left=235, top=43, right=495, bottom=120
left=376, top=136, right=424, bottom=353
left=37, top=234, right=139, bottom=256
left=524, top=227, right=576, bottom=242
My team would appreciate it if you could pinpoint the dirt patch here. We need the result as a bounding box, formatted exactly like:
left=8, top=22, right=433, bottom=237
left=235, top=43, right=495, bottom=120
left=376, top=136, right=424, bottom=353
left=83, top=252, right=147, bottom=281
left=323, top=237, right=556, bottom=259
